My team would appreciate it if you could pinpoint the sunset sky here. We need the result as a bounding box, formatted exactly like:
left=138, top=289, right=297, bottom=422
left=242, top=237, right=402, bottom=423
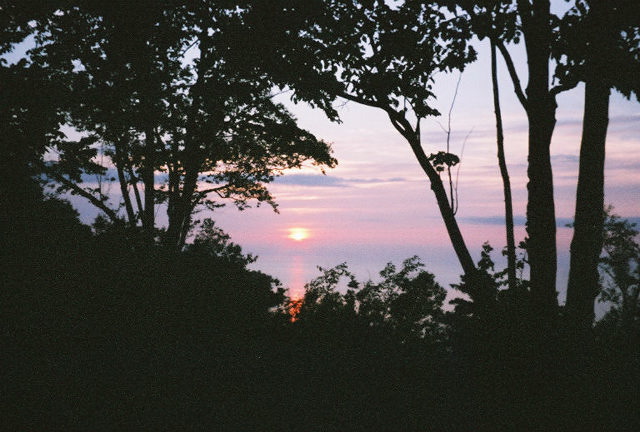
left=11, top=14, right=637, bottom=308
left=209, top=40, right=640, bottom=305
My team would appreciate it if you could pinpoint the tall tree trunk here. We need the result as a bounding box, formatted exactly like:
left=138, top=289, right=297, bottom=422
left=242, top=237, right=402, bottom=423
left=165, top=189, right=192, bottom=250
left=377, top=107, right=487, bottom=305
left=521, top=0, right=559, bottom=322
left=404, top=133, right=485, bottom=303
left=566, top=72, right=610, bottom=330
left=491, top=39, right=517, bottom=292
left=525, top=102, right=558, bottom=320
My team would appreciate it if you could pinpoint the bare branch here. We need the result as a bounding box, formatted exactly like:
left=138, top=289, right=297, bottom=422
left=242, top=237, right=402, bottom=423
left=447, top=73, right=463, bottom=153
left=434, top=119, right=448, bottom=134
left=496, top=40, right=529, bottom=109
left=39, top=162, right=120, bottom=223
left=454, top=127, right=473, bottom=196
left=269, top=88, right=291, bottom=99
left=445, top=73, right=463, bottom=213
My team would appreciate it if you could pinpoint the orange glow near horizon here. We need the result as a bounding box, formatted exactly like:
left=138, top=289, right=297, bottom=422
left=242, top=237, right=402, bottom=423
left=288, top=255, right=305, bottom=322
left=288, top=298, right=303, bottom=322
left=287, top=227, right=310, bottom=242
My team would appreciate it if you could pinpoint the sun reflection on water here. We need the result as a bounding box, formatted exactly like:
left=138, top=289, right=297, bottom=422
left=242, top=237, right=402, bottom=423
left=288, top=255, right=305, bottom=322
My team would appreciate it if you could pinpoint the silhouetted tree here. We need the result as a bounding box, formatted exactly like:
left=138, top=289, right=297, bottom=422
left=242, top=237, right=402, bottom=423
left=454, top=0, right=581, bottom=325
left=559, top=0, right=640, bottom=329
left=285, top=258, right=456, bottom=430
left=598, top=208, right=640, bottom=335
left=21, top=1, right=336, bottom=248
left=491, top=38, right=518, bottom=293
left=0, top=1, right=72, bottom=232
left=445, top=0, right=521, bottom=294
left=298, top=257, right=447, bottom=343
left=245, top=0, right=491, bottom=305
left=1, top=183, right=290, bottom=430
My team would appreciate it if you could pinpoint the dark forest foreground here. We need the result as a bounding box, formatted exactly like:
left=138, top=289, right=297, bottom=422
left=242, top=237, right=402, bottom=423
left=2, top=191, right=638, bottom=431
left=2, top=2, right=639, bottom=428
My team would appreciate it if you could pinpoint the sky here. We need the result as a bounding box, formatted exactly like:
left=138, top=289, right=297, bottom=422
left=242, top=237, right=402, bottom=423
left=7, top=7, right=638, bottom=311
left=207, top=40, right=640, bottom=308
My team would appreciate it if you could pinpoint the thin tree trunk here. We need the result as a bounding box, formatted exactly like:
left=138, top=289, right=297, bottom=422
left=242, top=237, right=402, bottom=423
left=114, top=139, right=136, bottom=226
left=566, top=78, right=610, bottom=329
left=128, top=165, right=143, bottom=217
left=404, top=133, right=484, bottom=302
left=165, top=188, right=191, bottom=250
left=491, top=39, right=517, bottom=292
left=163, top=117, right=201, bottom=249
left=142, top=128, right=155, bottom=242
left=178, top=202, right=195, bottom=250
left=165, top=155, right=183, bottom=248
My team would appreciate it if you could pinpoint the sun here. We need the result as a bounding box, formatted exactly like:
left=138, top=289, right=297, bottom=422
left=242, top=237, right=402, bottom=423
left=288, top=227, right=310, bottom=242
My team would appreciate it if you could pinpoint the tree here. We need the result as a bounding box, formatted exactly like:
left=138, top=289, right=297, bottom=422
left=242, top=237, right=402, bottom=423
left=297, top=257, right=447, bottom=343
left=509, top=0, right=568, bottom=322
left=598, top=208, right=640, bottom=335
left=453, top=0, right=621, bottom=325
left=186, top=218, right=257, bottom=267
left=560, top=0, right=640, bottom=329
left=437, top=1, right=522, bottom=299
left=24, top=1, right=336, bottom=248
left=244, top=0, right=490, bottom=303
left=357, top=257, right=447, bottom=342
left=485, top=2, right=519, bottom=294
left=0, top=1, right=71, bottom=232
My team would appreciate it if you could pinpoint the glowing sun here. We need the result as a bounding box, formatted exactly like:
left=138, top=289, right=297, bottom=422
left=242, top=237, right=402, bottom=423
left=288, top=227, right=310, bottom=242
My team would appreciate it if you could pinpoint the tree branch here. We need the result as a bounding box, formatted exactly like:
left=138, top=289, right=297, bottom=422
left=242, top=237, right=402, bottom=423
left=114, top=139, right=137, bottom=225
left=196, top=185, right=229, bottom=199
left=339, top=91, right=390, bottom=115
left=39, top=162, right=120, bottom=223
left=128, top=165, right=143, bottom=216
left=495, top=40, right=529, bottom=109
left=550, top=80, right=579, bottom=97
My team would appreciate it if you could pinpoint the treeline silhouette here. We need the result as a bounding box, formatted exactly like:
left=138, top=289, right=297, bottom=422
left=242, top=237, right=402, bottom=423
left=2, top=0, right=639, bottom=429
left=2, top=183, right=638, bottom=431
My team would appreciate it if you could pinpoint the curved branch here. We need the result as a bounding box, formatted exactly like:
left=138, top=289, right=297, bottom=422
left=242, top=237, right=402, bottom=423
left=496, top=40, right=529, bottom=109
left=339, top=91, right=419, bottom=142
left=338, top=90, right=389, bottom=113
left=39, top=162, right=120, bottom=223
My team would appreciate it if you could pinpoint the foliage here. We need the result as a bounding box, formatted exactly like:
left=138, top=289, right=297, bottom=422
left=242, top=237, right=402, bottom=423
left=296, top=257, right=447, bottom=342
left=187, top=218, right=257, bottom=267
left=598, top=207, right=640, bottom=332
left=555, top=0, right=640, bottom=99
left=1, top=183, right=287, bottom=430
left=428, top=151, right=460, bottom=172
left=4, top=187, right=639, bottom=431
left=4, top=1, right=640, bottom=429
left=12, top=1, right=337, bottom=248
left=450, top=241, right=529, bottom=318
